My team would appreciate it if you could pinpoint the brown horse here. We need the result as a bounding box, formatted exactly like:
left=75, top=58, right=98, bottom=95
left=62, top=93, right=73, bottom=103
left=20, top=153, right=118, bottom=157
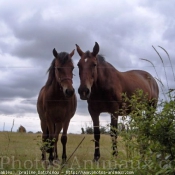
left=76, top=42, right=159, bottom=161
left=37, top=48, right=77, bottom=163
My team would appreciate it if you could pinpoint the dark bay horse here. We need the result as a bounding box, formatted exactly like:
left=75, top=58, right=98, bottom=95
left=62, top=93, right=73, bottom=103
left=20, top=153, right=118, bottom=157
left=76, top=42, right=159, bottom=161
left=37, top=48, right=77, bottom=163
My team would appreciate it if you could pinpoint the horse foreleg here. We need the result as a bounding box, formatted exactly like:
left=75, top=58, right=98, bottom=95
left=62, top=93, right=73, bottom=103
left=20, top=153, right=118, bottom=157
left=91, top=115, right=100, bottom=161
left=53, top=139, right=58, bottom=162
left=40, top=120, right=48, bottom=161
left=61, top=120, right=70, bottom=163
left=110, top=114, right=118, bottom=157
left=54, top=123, right=63, bottom=162
left=61, top=135, right=67, bottom=163
left=47, top=121, right=55, bottom=163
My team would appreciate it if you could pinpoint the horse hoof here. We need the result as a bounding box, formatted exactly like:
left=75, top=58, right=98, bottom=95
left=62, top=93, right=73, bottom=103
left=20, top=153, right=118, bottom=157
left=53, top=159, right=60, bottom=165
left=41, top=160, right=51, bottom=169
left=61, top=159, right=67, bottom=165
left=93, top=157, right=100, bottom=162
left=112, top=151, right=118, bottom=157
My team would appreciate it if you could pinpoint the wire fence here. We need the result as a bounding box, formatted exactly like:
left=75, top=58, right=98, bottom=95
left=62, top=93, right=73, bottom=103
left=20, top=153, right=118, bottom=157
left=0, top=65, right=173, bottom=69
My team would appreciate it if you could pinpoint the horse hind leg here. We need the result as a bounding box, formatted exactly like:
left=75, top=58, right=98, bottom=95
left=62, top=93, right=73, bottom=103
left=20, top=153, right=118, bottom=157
left=61, top=120, right=71, bottom=164
left=91, top=114, right=100, bottom=162
left=52, top=139, right=60, bottom=165
left=40, top=120, right=49, bottom=161
left=110, top=114, right=118, bottom=157
left=61, top=134, right=67, bottom=163
left=46, top=120, right=57, bottom=164
left=52, top=122, right=63, bottom=164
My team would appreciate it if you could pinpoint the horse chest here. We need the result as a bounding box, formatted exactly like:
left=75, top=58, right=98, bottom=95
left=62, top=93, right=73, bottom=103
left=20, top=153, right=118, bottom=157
left=89, top=88, right=122, bottom=113
left=44, top=100, right=72, bottom=121
left=88, top=99, right=120, bottom=114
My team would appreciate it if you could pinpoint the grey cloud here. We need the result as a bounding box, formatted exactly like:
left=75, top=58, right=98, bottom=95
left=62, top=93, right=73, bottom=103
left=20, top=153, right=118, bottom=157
left=0, top=67, right=45, bottom=99
left=0, top=0, right=174, bottom=122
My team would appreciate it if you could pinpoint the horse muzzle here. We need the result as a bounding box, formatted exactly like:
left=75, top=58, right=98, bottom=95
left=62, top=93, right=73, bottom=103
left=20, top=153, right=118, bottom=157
left=64, top=88, right=75, bottom=98
left=78, top=86, right=91, bottom=100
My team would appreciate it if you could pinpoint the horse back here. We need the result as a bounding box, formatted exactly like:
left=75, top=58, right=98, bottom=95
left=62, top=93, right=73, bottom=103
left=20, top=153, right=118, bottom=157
left=121, top=70, right=159, bottom=103
left=89, top=69, right=159, bottom=114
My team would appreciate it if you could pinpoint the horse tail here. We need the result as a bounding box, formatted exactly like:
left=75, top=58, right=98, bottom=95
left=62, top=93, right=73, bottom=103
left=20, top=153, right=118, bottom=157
left=149, top=76, right=159, bottom=108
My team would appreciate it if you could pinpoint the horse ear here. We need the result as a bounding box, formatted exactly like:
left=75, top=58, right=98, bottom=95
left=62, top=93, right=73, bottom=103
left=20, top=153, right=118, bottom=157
left=76, top=44, right=84, bottom=56
left=92, top=42, right=99, bottom=56
left=69, top=49, right=75, bottom=57
left=53, top=48, right=58, bottom=58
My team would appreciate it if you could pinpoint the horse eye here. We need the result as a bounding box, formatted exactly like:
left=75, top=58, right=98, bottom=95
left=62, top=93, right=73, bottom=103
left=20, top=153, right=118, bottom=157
left=55, top=67, right=60, bottom=71
left=93, top=63, right=97, bottom=67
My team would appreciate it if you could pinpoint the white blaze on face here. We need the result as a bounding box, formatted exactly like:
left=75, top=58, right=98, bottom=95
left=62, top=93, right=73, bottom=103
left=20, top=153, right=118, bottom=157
left=62, top=85, right=68, bottom=95
left=85, top=58, right=88, bottom=62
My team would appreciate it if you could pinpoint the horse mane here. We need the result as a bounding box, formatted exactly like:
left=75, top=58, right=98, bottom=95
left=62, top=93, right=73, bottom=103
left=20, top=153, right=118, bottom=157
left=97, top=54, right=106, bottom=63
left=97, top=54, right=118, bottom=70
left=57, top=52, right=70, bottom=65
left=45, top=52, right=71, bottom=87
left=85, top=51, right=106, bottom=63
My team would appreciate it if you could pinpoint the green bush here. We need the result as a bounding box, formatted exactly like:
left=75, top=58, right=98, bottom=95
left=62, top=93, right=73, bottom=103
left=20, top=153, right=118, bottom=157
left=118, top=89, right=175, bottom=175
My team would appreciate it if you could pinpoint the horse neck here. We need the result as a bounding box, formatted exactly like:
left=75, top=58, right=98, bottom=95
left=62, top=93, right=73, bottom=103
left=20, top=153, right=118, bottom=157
left=94, top=62, right=121, bottom=90
left=52, top=79, right=62, bottom=91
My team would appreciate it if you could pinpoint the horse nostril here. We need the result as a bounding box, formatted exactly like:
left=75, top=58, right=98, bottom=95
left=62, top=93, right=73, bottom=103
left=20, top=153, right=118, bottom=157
left=65, top=89, right=74, bottom=97
left=78, top=87, right=90, bottom=99
left=78, top=87, right=91, bottom=100
left=85, top=88, right=89, bottom=95
left=78, top=87, right=89, bottom=96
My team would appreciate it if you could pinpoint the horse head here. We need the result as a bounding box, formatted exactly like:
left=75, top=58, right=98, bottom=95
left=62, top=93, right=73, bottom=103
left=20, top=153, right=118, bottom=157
left=52, top=48, right=75, bottom=98
left=76, top=42, right=99, bottom=100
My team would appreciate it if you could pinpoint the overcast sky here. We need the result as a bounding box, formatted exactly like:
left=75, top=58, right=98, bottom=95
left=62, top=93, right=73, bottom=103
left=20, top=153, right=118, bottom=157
left=0, top=0, right=174, bottom=133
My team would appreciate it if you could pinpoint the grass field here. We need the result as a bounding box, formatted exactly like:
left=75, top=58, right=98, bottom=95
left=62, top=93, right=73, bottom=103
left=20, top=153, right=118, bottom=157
left=0, top=132, right=129, bottom=174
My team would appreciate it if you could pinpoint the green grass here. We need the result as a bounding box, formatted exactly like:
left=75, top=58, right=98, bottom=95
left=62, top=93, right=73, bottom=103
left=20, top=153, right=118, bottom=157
left=0, top=132, right=127, bottom=173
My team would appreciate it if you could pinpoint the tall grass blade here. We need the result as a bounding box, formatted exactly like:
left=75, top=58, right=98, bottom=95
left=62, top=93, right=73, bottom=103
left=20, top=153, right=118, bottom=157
left=154, top=77, right=164, bottom=87
left=11, top=119, right=15, bottom=132
left=152, top=46, right=169, bottom=91
left=158, top=46, right=175, bottom=82
left=140, top=58, right=166, bottom=100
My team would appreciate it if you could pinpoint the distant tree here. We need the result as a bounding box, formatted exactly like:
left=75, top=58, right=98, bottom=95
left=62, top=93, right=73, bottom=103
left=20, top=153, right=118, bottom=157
left=100, top=126, right=109, bottom=134
left=17, top=125, right=26, bottom=133
left=86, top=126, right=93, bottom=134
left=36, top=131, right=42, bottom=134
left=82, top=124, right=109, bottom=134
left=81, top=127, right=85, bottom=134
